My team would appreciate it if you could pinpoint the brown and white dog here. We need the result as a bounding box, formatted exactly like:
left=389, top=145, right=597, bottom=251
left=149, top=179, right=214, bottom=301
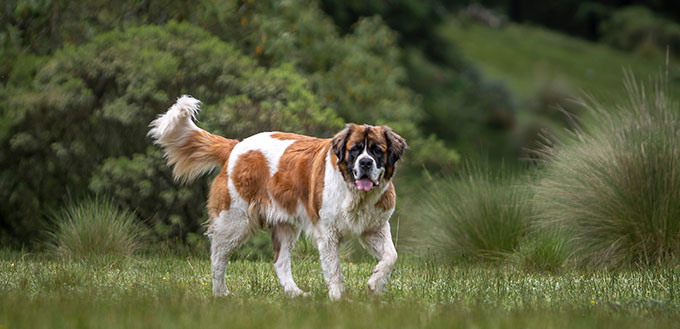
left=149, top=96, right=406, bottom=300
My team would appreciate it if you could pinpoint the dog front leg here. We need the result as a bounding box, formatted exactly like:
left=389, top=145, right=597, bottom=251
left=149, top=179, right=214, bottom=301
left=316, top=231, right=344, bottom=301
left=361, top=223, right=397, bottom=295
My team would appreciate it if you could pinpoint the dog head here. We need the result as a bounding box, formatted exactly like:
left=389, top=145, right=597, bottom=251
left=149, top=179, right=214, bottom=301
left=331, top=124, right=406, bottom=191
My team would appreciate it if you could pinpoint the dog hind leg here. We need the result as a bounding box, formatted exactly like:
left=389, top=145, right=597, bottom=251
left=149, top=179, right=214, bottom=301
left=208, top=210, right=250, bottom=296
left=271, top=223, right=308, bottom=297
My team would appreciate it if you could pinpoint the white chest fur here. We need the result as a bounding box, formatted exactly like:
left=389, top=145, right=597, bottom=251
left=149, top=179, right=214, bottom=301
left=317, top=151, right=393, bottom=238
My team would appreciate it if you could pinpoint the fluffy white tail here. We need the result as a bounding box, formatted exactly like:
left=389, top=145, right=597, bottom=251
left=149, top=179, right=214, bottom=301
left=148, top=95, right=237, bottom=183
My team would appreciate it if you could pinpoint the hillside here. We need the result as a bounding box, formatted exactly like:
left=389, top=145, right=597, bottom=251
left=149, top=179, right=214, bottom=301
left=440, top=21, right=677, bottom=104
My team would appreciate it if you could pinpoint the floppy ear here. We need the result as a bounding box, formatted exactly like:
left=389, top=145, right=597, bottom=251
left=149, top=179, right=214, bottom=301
left=331, top=124, right=352, bottom=165
left=383, top=126, right=407, bottom=168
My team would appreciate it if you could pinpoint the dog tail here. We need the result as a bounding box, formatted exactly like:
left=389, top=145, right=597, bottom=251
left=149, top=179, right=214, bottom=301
left=148, top=95, right=238, bottom=183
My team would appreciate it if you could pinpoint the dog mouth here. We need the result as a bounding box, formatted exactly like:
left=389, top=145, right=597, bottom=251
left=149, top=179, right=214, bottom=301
left=354, top=176, right=378, bottom=191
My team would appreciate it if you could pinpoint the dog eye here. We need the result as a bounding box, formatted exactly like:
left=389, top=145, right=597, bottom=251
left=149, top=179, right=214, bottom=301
left=370, top=144, right=383, bottom=152
left=351, top=143, right=363, bottom=152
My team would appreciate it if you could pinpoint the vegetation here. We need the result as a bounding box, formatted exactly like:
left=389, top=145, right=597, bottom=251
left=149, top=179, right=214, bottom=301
left=601, top=6, right=680, bottom=59
left=440, top=21, right=676, bottom=102
left=1, top=21, right=343, bottom=246
left=534, top=75, right=680, bottom=267
left=411, top=168, right=534, bottom=262
left=1, top=252, right=679, bottom=328
left=46, top=196, right=146, bottom=258
left=1, top=0, right=462, bottom=247
left=513, top=230, right=572, bottom=273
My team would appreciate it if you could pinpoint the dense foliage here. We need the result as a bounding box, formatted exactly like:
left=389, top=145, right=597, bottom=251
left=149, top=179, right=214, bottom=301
left=1, top=0, right=465, bottom=247
left=1, top=20, right=348, bottom=245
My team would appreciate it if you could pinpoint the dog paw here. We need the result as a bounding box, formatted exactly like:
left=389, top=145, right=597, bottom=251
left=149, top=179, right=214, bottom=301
left=285, top=288, right=310, bottom=298
left=212, top=290, right=231, bottom=297
left=367, top=276, right=384, bottom=296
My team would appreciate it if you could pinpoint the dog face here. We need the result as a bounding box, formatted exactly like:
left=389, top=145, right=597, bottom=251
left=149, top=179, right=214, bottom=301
left=331, top=124, right=406, bottom=191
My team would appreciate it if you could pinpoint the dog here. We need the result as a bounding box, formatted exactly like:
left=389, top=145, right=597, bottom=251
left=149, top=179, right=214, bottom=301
left=149, top=96, right=406, bottom=300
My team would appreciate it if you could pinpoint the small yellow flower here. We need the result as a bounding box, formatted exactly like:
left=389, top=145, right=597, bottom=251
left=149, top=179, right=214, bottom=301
left=646, top=290, right=651, bottom=294
left=162, top=277, right=167, bottom=280
left=10, top=263, right=14, bottom=267
left=579, top=275, right=583, bottom=279
left=202, top=282, right=207, bottom=286
left=591, top=300, right=596, bottom=304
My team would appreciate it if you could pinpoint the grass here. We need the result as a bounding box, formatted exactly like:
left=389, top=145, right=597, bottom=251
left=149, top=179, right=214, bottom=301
left=514, top=230, right=572, bottom=273
left=1, top=251, right=679, bottom=328
left=46, top=196, right=147, bottom=258
left=412, top=168, right=534, bottom=262
left=439, top=21, right=677, bottom=103
left=534, top=75, right=680, bottom=266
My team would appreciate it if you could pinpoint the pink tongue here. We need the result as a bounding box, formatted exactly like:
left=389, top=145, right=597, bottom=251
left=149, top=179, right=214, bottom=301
left=355, top=178, right=374, bottom=191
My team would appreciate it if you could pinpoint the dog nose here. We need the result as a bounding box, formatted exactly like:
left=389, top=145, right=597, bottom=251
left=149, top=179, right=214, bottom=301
left=359, top=158, right=372, bottom=169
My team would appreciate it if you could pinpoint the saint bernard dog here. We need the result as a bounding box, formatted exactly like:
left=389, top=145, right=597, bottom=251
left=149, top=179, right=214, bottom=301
left=149, top=96, right=406, bottom=300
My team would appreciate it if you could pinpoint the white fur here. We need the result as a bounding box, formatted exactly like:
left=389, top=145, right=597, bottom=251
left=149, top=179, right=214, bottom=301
left=353, top=147, right=384, bottom=184
left=148, top=95, right=219, bottom=182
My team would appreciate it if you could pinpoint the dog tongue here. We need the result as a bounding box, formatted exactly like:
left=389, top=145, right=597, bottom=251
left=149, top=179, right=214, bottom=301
left=355, top=178, right=374, bottom=191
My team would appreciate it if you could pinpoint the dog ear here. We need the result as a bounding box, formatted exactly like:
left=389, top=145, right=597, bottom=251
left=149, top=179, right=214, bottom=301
left=383, top=126, right=407, bottom=168
left=331, top=124, right=353, bottom=165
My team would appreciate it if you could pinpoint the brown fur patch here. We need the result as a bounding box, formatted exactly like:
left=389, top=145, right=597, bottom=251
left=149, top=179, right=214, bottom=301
left=271, top=132, right=312, bottom=141
left=207, top=169, right=231, bottom=218
left=232, top=150, right=271, bottom=207
left=271, top=230, right=281, bottom=263
left=270, top=138, right=330, bottom=223
left=375, top=182, right=396, bottom=211
left=175, top=130, right=238, bottom=179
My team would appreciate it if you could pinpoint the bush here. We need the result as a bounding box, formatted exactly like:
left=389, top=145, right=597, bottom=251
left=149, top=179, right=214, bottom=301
left=1, top=0, right=462, bottom=247
left=600, top=6, right=680, bottom=59
left=535, top=74, right=680, bottom=267
left=47, top=197, right=146, bottom=258
left=1, top=21, right=343, bottom=246
left=414, top=168, right=533, bottom=262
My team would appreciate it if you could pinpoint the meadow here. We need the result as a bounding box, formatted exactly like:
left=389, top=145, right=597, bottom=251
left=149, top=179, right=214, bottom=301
left=3, top=2, right=680, bottom=328
left=440, top=21, right=678, bottom=103
left=1, top=250, right=679, bottom=329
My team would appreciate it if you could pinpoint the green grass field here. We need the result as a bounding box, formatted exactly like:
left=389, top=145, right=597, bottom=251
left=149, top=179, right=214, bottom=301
left=2, top=251, right=679, bottom=329
left=440, top=21, right=677, bottom=103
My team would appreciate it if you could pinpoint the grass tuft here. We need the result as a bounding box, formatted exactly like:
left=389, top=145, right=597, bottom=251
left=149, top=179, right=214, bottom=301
left=46, top=196, right=147, bottom=258
left=535, top=72, right=680, bottom=267
left=415, top=168, right=534, bottom=262
left=514, top=230, right=572, bottom=273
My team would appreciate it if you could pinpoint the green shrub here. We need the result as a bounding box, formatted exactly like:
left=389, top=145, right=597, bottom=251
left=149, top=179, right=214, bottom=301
left=1, top=21, right=343, bottom=246
left=535, top=74, right=680, bottom=267
left=415, top=168, right=533, bottom=262
left=1, top=0, right=462, bottom=247
left=47, top=197, right=146, bottom=258
left=601, top=6, right=680, bottom=59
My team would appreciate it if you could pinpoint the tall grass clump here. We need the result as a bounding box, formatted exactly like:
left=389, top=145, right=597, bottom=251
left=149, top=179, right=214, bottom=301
left=535, top=72, right=680, bottom=266
left=514, top=229, right=572, bottom=273
left=47, top=196, right=146, bottom=258
left=416, top=168, right=534, bottom=262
